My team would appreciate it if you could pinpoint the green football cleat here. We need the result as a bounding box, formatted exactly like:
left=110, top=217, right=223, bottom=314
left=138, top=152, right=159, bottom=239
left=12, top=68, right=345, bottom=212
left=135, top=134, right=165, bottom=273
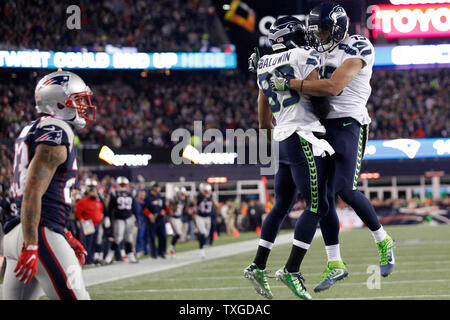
left=377, top=235, right=395, bottom=277
left=314, top=260, right=349, bottom=292
left=244, top=264, right=273, bottom=299
left=275, top=268, right=312, bottom=300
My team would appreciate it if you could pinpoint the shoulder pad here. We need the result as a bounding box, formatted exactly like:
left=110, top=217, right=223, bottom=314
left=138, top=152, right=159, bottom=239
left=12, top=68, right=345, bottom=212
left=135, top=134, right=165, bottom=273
left=35, top=117, right=74, bottom=150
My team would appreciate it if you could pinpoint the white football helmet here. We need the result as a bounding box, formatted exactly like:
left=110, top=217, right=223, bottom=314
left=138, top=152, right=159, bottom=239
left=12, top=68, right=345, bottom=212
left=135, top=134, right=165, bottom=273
left=177, top=186, right=187, bottom=199
left=85, top=178, right=98, bottom=187
left=200, top=183, right=212, bottom=196
left=35, top=71, right=96, bottom=129
left=117, top=176, right=130, bottom=190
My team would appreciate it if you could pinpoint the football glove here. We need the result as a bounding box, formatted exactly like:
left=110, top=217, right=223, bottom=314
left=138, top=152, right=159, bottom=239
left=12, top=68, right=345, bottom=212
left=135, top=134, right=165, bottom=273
left=270, top=70, right=290, bottom=91
left=65, top=231, right=87, bottom=266
left=248, top=47, right=260, bottom=73
left=14, top=244, right=39, bottom=284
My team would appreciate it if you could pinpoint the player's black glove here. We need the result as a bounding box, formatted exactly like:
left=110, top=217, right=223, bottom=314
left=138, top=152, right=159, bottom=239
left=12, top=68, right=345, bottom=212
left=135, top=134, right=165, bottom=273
left=309, top=96, right=331, bottom=120
left=248, top=47, right=260, bottom=73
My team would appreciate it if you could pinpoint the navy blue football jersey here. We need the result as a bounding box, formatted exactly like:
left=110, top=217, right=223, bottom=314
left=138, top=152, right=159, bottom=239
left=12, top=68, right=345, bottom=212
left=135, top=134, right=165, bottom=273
left=9, top=116, right=77, bottom=235
left=0, top=196, right=19, bottom=227
left=196, top=194, right=215, bottom=217
left=108, top=190, right=137, bottom=220
left=144, top=193, right=166, bottom=220
left=170, top=198, right=190, bottom=218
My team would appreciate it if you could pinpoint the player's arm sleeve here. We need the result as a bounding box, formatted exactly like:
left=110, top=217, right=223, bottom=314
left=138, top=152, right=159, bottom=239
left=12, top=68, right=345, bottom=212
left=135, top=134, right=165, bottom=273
left=21, top=143, right=67, bottom=245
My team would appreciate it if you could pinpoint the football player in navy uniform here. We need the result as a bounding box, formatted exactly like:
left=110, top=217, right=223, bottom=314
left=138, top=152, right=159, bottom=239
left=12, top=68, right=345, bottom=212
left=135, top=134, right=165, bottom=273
left=0, top=185, right=19, bottom=229
left=168, top=187, right=189, bottom=257
left=194, top=183, right=217, bottom=259
left=2, top=71, right=93, bottom=300
left=104, top=176, right=139, bottom=264
left=1, top=185, right=19, bottom=270
left=270, top=2, right=395, bottom=291
left=143, top=182, right=170, bottom=259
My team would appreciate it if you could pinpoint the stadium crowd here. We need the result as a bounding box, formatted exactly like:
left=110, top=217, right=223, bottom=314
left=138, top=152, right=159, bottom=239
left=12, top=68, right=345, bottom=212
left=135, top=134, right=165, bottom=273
left=368, top=68, right=449, bottom=140
left=0, top=0, right=220, bottom=53
left=0, top=66, right=448, bottom=197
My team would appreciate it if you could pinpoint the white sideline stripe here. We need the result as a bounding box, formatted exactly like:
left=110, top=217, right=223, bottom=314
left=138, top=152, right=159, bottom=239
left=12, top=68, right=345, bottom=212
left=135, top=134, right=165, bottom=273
left=138, top=267, right=450, bottom=281
left=84, top=231, right=301, bottom=287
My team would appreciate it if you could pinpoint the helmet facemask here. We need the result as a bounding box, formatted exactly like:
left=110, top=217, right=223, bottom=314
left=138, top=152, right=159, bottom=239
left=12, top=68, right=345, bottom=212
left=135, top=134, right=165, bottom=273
left=65, top=87, right=96, bottom=122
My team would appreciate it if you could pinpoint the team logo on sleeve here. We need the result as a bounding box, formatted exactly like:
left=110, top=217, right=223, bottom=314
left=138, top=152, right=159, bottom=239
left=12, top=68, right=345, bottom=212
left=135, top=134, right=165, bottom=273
left=36, top=127, right=63, bottom=145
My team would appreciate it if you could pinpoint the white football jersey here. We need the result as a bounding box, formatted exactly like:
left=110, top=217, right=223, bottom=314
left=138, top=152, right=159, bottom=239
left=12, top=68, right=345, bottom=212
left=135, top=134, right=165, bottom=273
left=257, top=47, right=325, bottom=142
left=319, top=35, right=375, bottom=125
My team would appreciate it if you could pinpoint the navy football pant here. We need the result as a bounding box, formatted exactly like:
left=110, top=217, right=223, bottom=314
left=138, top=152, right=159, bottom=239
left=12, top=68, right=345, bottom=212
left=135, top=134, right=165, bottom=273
left=255, top=134, right=330, bottom=270
left=146, top=218, right=167, bottom=257
left=320, top=118, right=382, bottom=246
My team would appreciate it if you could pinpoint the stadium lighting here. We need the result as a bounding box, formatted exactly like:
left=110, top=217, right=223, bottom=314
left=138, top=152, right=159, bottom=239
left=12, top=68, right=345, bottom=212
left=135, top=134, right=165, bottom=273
left=207, top=177, right=228, bottom=183
left=359, top=173, right=381, bottom=179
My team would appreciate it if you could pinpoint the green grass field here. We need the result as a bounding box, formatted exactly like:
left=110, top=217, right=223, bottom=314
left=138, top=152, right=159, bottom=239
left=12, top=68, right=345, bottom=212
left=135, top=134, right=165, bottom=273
left=87, top=223, right=450, bottom=300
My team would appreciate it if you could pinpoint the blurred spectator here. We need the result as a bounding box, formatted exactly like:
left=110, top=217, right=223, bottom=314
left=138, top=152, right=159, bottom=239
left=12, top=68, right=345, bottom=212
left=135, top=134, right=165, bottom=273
left=368, top=68, right=449, bottom=140
left=135, top=188, right=150, bottom=257
left=143, top=182, right=168, bottom=259
left=74, top=179, right=104, bottom=265
left=247, top=199, right=264, bottom=233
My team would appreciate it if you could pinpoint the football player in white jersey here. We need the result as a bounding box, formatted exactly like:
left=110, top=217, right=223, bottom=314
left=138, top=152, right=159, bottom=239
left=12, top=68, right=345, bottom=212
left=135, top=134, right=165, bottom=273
left=271, top=2, right=395, bottom=292
left=244, top=16, right=335, bottom=300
